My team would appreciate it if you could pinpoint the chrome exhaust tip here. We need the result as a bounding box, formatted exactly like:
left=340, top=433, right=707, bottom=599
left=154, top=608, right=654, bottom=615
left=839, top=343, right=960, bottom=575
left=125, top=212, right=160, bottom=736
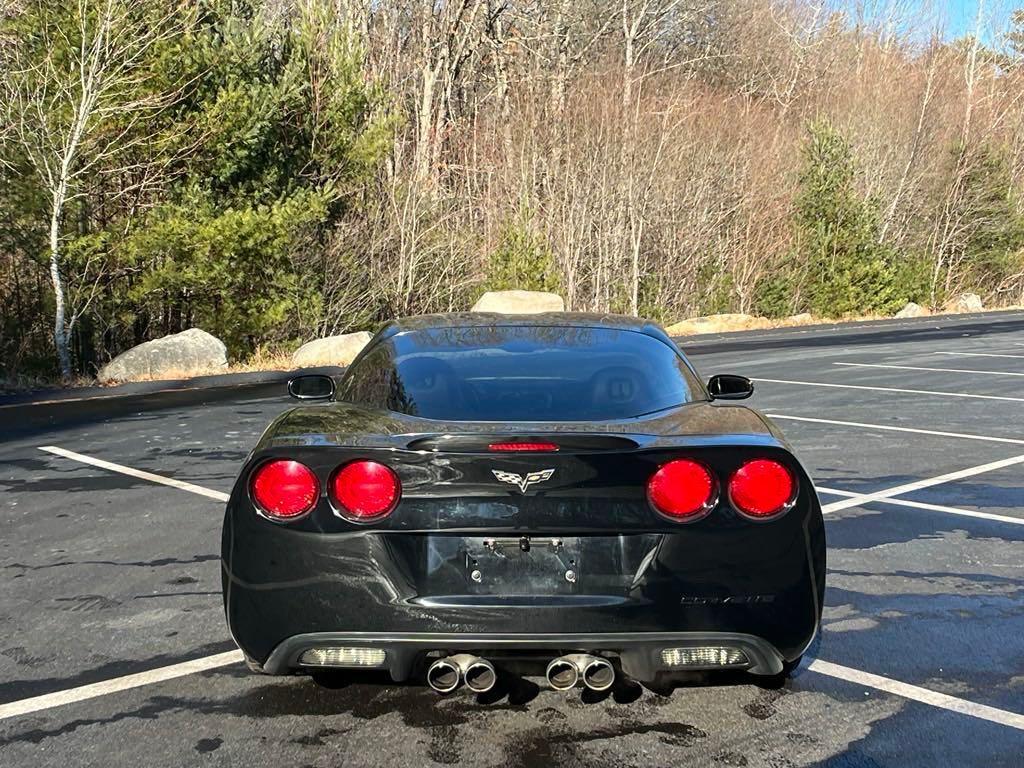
left=545, top=657, right=580, bottom=691
left=426, top=658, right=461, bottom=694
left=463, top=658, right=497, bottom=694
left=546, top=654, right=615, bottom=691
left=582, top=656, right=615, bottom=691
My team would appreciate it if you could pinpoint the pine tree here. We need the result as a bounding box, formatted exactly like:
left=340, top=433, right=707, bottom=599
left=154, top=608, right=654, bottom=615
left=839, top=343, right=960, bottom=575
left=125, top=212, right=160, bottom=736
left=790, top=119, right=907, bottom=316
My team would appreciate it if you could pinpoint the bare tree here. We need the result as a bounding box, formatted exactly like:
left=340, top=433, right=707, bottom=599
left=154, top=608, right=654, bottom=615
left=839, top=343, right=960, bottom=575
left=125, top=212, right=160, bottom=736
left=3, top=0, right=182, bottom=378
left=407, top=0, right=488, bottom=187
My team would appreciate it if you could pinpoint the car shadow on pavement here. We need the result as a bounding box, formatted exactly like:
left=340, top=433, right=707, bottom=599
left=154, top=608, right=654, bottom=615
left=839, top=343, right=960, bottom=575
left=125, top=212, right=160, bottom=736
left=308, top=663, right=793, bottom=708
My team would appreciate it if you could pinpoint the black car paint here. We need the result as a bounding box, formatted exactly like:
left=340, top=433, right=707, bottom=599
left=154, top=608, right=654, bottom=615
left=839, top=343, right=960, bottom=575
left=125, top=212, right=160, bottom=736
left=221, top=315, right=826, bottom=684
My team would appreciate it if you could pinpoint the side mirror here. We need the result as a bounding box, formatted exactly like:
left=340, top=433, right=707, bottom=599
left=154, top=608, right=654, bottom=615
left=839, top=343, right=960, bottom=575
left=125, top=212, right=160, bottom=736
left=707, top=374, right=754, bottom=400
left=287, top=374, right=336, bottom=401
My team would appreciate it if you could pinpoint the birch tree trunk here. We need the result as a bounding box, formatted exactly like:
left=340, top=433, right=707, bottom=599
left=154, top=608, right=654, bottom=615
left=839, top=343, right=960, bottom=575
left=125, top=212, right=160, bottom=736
left=49, top=187, right=71, bottom=378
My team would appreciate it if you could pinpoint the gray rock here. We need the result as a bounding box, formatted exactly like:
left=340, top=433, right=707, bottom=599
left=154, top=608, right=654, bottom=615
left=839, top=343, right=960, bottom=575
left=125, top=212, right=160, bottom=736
left=98, top=328, right=227, bottom=382
left=788, top=313, right=814, bottom=323
left=895, top=302, right=930, bottom=319
left=945, top=292, right=983, bottom=313
left=471, top=290, right=565, bottom=314
left=291, top=332, right=372, bottom=368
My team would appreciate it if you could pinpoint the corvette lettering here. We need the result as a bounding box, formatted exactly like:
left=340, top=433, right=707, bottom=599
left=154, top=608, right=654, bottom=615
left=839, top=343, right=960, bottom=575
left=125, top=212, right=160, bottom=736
left=679, top=595, right=776, bottom=605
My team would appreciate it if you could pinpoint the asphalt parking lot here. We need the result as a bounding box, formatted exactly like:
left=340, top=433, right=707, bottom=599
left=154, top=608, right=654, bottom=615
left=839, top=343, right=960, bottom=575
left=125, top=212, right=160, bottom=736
left=1, top=312, right=1022, bottom=767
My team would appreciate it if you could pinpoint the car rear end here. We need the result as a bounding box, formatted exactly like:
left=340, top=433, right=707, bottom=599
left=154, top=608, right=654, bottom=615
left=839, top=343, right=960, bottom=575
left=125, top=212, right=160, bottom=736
left=222, top=426, right=825, bottom=691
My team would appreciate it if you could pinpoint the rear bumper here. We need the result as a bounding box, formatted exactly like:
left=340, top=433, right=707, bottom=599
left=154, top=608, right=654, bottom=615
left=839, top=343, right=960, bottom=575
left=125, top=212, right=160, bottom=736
left=223, top=532, right=823, bottom=673
left=260, top=630, right=788, bottom=680
left=223, top=474, right=826, bottom=679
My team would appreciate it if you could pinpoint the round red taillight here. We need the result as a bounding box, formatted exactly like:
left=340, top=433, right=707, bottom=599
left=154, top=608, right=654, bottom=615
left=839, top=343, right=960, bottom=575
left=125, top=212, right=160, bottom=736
left=647, top=459, right=717, bottom=521
left=729, top=459, right=796, bottom=519
left=331, top=460, right=401, bottom=521
left=250, top=459, right=319, bottom=521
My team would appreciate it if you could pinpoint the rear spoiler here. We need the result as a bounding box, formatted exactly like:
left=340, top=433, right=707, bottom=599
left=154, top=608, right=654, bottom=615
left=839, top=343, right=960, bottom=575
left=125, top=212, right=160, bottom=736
left=405, top=434, right=640, bottom=452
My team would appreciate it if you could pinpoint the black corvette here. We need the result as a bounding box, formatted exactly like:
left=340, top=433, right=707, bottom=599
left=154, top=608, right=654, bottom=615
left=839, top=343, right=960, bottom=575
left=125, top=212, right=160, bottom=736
left=222, top=313, right=825, bottom=694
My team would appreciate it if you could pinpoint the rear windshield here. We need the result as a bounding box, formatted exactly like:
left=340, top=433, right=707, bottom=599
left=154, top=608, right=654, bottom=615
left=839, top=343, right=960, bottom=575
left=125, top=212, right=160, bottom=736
left=339, top=326, right=701, bottom=422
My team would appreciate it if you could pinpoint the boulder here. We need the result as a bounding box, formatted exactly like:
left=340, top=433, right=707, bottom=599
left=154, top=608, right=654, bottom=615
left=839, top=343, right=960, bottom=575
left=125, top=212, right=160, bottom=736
left=291, top=332, right=372, bottom=368
left=98, top=328, right=227, bottom=383
left=665, top=313, right=761, bottom=336
left=471, top=290, right=565, bottom=314
left=945, top=292, right=983, bottom=313
left=895, top=301, right=930, bottom=319
left=788, top=313, right=814, bottom=324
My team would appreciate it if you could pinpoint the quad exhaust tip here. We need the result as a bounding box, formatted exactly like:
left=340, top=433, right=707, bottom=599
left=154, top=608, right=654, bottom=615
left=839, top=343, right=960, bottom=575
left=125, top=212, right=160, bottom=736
left=426, top=658, right=461, bottom=694
left=582, top=656, right=615, bottom=691
left=461, top=656, right=497, bottom=693
left=427, top=655, right=497, bottom=694
left=545, top=658, right=580, bottom=691
left=430, top=653, right=613, bottom=694
left=546, top=654, right=615, bottom=691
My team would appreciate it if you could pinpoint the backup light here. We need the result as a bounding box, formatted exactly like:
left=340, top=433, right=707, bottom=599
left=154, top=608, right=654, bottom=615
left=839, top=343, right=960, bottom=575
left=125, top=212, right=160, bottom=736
left=661, top=647, right=749, bottom=668
left=298, top=647, right=387, bottom=667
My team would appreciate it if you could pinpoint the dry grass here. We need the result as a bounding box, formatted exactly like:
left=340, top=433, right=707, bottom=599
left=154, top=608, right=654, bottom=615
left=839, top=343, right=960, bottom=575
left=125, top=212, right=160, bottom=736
left=666, top=312, right=887, bottom=336
left=0, top=372, right=94, bottom=395
left=223, top=348, right=296, bottom=374
left=663, top=305, right=1023, bottom=336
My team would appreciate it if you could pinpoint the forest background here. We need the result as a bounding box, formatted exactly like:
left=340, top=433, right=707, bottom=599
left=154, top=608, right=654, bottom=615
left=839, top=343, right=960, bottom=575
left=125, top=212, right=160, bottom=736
left=2, top=0, right=1023, bottom=382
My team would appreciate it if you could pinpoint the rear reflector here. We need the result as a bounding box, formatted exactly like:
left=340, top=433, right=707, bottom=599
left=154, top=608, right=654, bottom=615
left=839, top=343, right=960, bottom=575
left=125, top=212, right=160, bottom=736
left=647, top=459, right=717, bottom=521
left=488, top=442, right=560, bottom=452
left=729, top=459, right=796, bottom=519
left=331, top=460, right=401, bottom=521
left=250, top=459, right=319, bottom=521
left=298, top=647, right=386, bottom=667
left=661, top=647, right=749, bottom=668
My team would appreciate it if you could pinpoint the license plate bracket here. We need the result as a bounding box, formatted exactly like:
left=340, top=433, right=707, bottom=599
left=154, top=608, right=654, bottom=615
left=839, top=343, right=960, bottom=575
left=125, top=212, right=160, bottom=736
left=463, top=536, right=579, bottom=594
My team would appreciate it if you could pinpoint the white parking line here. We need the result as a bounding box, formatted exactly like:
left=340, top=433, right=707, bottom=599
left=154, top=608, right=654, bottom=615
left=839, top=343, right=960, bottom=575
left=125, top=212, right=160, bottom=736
left=17, top=446, right=1024, bottom=731
left=0, top=650, right=244, bottom=721
left=820, top=454, right=1024, bottom=513
left=937, top=351, right=1024, bottom=360
left=835, top=362, right=1024, bottom=378
left=756, top=378, right=1024, bottom=403
left=816, top=487, right=1024, bottom=526
left=767, top=413, right=1024, bottom=446
left=807, top=660, right=1024, bottom=731
left=39, top=446, right=230, bottom=502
